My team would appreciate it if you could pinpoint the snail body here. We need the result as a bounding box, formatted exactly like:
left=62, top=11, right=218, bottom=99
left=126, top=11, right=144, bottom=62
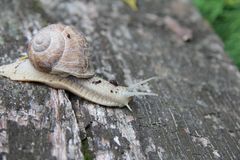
left=0, top=24, right=157, bottom=111
left=0, top=59, right=157, bottom=111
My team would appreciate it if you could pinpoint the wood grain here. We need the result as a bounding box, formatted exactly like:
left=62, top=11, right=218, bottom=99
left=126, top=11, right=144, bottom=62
left=0, top=0, right=240, bottom=159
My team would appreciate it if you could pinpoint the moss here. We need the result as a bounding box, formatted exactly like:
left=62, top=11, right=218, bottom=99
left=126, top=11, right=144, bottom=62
left=193, top=0, right=240, bottom=69
left=81, top=138, right=93, bottom=160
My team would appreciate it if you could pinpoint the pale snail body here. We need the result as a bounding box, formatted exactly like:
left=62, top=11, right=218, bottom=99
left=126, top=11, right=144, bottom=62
left=0, top=24, right=157, bottom=111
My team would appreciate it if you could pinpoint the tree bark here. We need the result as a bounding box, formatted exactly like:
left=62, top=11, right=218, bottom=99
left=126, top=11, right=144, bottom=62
left=0, top=0, right=240, bottom=159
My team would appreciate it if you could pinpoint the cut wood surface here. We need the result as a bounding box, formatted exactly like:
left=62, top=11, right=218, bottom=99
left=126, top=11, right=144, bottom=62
left=0, top=0, right=240, bottom=159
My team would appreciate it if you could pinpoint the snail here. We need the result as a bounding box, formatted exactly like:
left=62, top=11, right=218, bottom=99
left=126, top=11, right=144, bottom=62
left=0, top=24, right=157, bottom=111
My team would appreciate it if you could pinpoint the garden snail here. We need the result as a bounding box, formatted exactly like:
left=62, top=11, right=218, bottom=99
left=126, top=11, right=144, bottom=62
left=0, top=24, right=157, bottom=111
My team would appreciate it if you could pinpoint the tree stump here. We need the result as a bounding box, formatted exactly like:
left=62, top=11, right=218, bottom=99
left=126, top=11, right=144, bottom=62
left=0, top=0, right=240, bottom=159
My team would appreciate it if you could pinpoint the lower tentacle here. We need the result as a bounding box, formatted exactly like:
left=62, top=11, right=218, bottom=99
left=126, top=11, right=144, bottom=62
left=123, top=91, right=158, bottom=97
left=121, top=77, right=158, bottom=111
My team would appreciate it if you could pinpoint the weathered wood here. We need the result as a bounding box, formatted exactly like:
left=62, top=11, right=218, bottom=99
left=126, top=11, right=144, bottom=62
left=1, top=0, right=240, bottom=159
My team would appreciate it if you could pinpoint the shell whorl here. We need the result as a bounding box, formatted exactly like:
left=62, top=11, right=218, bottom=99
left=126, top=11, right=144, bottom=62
left=29, top=25, right=65, bottom=72
left=32, top=31, right=51, bottom=52
left=28, top=24, right=94, bottom=78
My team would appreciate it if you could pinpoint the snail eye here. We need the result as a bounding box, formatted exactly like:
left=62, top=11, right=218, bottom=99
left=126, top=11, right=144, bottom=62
left=67, top=34, right=71, bottom=39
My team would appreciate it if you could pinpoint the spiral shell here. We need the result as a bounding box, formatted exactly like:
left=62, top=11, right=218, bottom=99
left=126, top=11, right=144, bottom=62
left=28, top=24, right=94, bottom=78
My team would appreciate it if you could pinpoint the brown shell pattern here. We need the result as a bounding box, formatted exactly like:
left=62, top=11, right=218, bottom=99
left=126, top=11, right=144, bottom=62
left=28, top=24, right=94, bottom=78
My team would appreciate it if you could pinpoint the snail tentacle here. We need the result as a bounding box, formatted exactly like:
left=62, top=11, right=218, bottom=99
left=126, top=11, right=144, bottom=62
left=127, top=77, right=158, bottom=90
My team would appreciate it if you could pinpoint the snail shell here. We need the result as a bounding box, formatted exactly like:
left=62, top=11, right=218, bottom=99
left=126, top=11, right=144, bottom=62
left=28, top=24, right=94, bottom=78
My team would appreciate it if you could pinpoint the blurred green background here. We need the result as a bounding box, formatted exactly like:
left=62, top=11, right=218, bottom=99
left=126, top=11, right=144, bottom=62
left=192, top=0, right=240, bottom=68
